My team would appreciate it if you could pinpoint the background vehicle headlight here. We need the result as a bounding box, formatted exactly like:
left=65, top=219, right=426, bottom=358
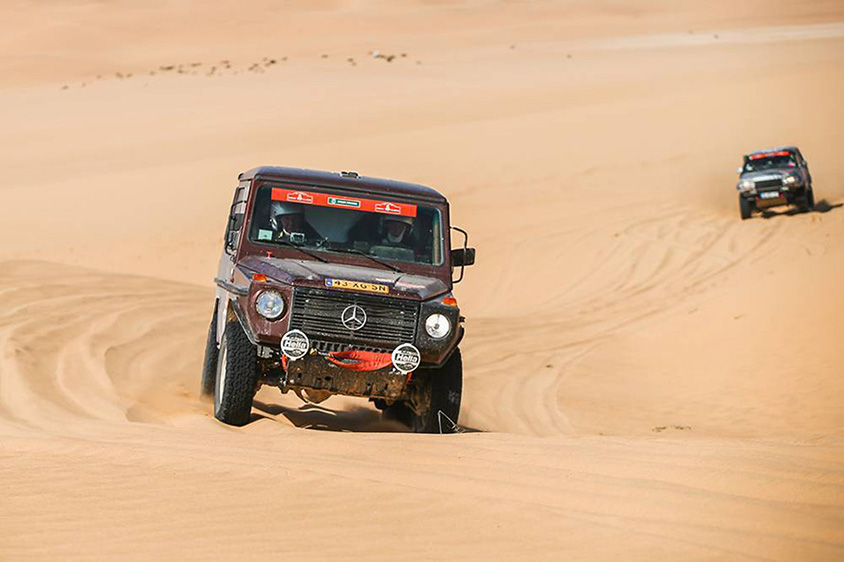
left=783, top=175, right=798, bottom=185
left=256, top=290, right=285, bottom=320
left=739, top=179, right=755, bottom=191
left=425, top=313, right=451, bottom=339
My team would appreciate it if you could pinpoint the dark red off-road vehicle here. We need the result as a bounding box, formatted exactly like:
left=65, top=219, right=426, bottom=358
left=201, top=167, right=475, bottom=432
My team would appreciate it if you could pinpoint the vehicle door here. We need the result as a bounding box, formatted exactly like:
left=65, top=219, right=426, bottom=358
left=215, top=181, right=250, bottom=333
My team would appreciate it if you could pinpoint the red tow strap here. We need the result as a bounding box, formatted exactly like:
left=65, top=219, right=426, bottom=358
left=325, top=350, right=393, bottom=372
left=281, top=349, right=394, bottom=372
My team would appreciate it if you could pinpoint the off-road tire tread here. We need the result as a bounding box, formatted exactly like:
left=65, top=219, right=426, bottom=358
left=382, top=400, right=415, bottom=426
left=419, top=348, right=463, bottom=433
left=739, top=196, right=752, bottom=220
left=200, top=302, right=218, bottom=397
left=385, top=349, right=463, bottom=434
left=797, top=187, right=815, bottom=213
left=214, top=319, right=258, bottom=426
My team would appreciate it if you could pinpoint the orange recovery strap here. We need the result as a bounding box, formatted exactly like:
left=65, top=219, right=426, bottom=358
left=325, top=350, right=393, bottom=372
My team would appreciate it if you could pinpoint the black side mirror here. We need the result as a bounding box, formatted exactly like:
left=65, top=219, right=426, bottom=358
left=451, top=248, right=476, bottom=267
left=451, top=226, right=475, bottom=284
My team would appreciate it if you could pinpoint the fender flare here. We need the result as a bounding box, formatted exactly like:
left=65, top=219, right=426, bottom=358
left=226, top=296, right=259, bottom=346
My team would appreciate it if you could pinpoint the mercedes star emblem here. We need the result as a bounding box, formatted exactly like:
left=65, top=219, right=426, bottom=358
left=341, top=305, right=367, bottom=331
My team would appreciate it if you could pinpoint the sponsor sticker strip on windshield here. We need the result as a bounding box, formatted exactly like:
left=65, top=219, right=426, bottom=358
left=749, top=151, right=791, bottom=160
left=272, top=188, right=417, bottom=217
left=326, top=278, right=390, bottom=294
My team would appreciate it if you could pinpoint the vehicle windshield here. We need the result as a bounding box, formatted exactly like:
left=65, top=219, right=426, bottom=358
left=743, top=154, right=797, bottom=172
left=248, top=185, right=444, bottom=266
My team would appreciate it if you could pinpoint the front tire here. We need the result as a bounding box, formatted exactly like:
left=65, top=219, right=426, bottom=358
left=797, top=187, right=815, bottom=212
left=214, top=319, right=259, bottom=426
left=385, top=348, right=463, bottom=433
left=739, top=196, right=753, bottom=220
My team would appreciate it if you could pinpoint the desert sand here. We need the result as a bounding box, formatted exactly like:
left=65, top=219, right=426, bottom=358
left=1, top=1, right=843, bottom=560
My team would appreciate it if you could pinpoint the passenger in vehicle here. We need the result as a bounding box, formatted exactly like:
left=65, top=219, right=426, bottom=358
left=368, top=215, right=416, bottom=261
left=381, top=216, right=414, bottom=246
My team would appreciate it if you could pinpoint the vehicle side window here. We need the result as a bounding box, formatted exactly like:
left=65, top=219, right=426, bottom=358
left=224, top=185, right=249, bottom=253
left=431, top=210, right=443, bottom=265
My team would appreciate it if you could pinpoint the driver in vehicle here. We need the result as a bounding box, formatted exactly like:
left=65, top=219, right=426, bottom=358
left=269, top=202, right=318, bottom=243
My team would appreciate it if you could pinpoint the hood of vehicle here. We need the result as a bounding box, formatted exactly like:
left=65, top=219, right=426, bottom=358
left=740, top=168, right=797, bottom=181
left=238, top=255, right=449, bottom=301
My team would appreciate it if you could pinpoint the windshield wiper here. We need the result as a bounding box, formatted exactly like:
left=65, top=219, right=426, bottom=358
left=330, top=247, right=402, bottom=273
left=272, top=240, right=328, bottom=263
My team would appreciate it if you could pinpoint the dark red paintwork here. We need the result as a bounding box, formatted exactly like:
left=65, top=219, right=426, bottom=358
left=213, top=167, right=464, bottom=367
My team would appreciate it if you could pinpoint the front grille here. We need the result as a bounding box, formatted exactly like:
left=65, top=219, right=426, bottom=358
left=290, top=287, right=418, bottom=345
left=755, top=178, right=782, bottom=190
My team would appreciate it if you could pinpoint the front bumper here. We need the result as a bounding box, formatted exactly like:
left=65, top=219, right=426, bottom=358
left=741, top=185, right=806, bottom=208
left=284, top=351, right=410, bottom=400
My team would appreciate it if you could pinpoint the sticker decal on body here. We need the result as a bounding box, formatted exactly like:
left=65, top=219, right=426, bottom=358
left=326, top=278, right=390, bottom=294
left=285, top=191, right=314, bottom=204
left=374, top=202, right=402, bottom=214
left=327, top=196, right=361, bottom=209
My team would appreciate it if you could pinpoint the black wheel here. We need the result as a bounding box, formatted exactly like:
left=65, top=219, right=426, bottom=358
left=200, top=302, right=219, bottom=397
left=381, top=400, right=415, bottom=426
left=797, top=187, right=815, bottom=212
left=739, top=196, right=752, bottom=220
left=214, top=319, right=259, bottom=426
left=384, top=348, right=463, bottom=434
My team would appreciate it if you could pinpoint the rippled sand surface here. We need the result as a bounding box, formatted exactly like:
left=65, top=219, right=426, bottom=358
left=1, top=1, right=843, bottom=560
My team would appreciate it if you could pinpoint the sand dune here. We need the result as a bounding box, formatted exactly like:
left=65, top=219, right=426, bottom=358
left=1, top=1, right=843, bottom=560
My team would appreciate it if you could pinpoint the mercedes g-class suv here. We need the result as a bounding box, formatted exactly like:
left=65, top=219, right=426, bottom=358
left=736, top=146, right=815, bottom=220
left=201, top=167, right=475, bottom=433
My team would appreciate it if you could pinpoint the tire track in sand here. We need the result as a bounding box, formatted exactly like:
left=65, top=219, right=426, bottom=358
left=0, top=261, right=208, bottom=434
left=0, top=203, right=787, bottom=437
left=461, top=204, right=786, bottom=434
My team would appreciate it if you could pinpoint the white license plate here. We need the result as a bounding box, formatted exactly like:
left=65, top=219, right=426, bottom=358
left=760, top=191, right=781, bottom=199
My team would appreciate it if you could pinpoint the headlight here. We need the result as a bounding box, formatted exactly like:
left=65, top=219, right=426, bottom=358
left=256, top=290, right=285, bottom=320
left=738, top=179, right=755, bottom=192
left=783, top=175, right=798, bottom=185
left=425, top=313, right=451, bottom=339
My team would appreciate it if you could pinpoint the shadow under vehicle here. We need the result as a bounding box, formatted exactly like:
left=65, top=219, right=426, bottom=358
left=201, top=167, right=476, bottom=433
left=735, top=146, right=815, bottom=220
